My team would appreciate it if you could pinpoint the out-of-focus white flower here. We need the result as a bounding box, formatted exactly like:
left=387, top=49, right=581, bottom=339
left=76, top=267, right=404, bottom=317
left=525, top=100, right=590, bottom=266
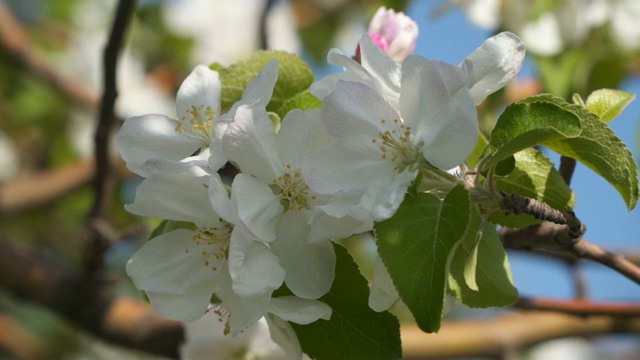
left=451, top=0, right=640, bottom=55
left=182, top=315, right=287, bottom=360
left=164, top=0, right=300, bottom=66
left=363, top=6, right=418, bottom=63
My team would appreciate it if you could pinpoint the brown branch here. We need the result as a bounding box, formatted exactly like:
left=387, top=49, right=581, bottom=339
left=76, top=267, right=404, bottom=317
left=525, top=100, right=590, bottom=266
left=500, top=222, right=640, bottom=285
left=401, top=311, right=640, bottom=359
left=0, top=159, right=95, bottom=215
left=500, top=192, right=585, bottom=238
left=0, top=157, right=131, bottom=215
left=0, top=3, right=98, bottom=109
left=0, top=239, right=184, bottom=358
left=558, top=156, right=577, bottom=185
left=515, top=297, right=640, bottom=316
left=90, top=0, right=136, bottom=220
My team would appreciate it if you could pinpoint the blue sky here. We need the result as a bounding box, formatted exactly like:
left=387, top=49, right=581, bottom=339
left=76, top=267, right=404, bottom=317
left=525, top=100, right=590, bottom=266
left=406, top=1, right=640, bottom=301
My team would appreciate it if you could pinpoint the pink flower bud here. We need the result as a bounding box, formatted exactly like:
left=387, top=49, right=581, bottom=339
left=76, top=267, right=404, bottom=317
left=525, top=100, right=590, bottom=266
left=366, top=7, right=418, bottom=63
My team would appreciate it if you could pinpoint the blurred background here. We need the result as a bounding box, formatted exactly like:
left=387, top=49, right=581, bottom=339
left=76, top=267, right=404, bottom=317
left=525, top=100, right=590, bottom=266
left=0, top=0, right=639, bottom=359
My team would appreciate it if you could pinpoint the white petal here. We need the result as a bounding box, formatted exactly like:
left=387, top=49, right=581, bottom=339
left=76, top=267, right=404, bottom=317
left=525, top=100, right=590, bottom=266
left=303, top=144, right=393, bottom=195
left=400, top=55, right=452, bottom=135
left=176, top=65, right=221, bottom=126
left=223, top=104, right=282, bottom=183
left=265, top=314, right=303, bottom=360
left=269, top=296, right=332, bottom=324
left=209, top=120, right=230, bottom=172
left=368, top=257, right=399, bottom=312
left=139, top=148, right=210, bottom=176
left=126, top=229, right=221, bottom=294
left=125, top=172, right=217, bottom=226
left=226, top=60, right=279, bottom=117
left=146, top=288, right=211, bottom=322
left=271, top=211, right=336, bottom=299
left=358, top=35, right=402, bottom=107
left=116, top=114, right=202, bottom=177
left=215, top=270, right=272, bottom=335
left=360, top=169, right=415, bottom=221
left=228, top=225, right=285, bottom=297
left=232, top=174, right=284, bottom=242
left=420, top=89, right=478, bottom=170
left=208, top=173, right=234, bottom=224
left=460, top=32, right=525, bottom=104
left=322, top=81, right=400, bottom=145
left=277, top=109, right=331, bottom=167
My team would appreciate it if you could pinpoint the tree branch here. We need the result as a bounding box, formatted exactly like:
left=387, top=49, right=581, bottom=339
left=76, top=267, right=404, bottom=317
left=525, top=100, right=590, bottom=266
left=500, top=222, right=640, bottom=285
left=401, top=311, right=640, bottom=359
left=500, top=192, right=585, bottom=238
left=90, top=0, right=136, bottom=220
left=515, top=297, right=640, bottom=316
left=0, top=239, right=184, bottom=358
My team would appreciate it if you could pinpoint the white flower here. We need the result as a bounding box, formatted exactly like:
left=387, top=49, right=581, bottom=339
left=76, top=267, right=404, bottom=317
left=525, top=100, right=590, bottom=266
left=124, top=168, right=285, bottom=323
left=363, top=6, right=418, bottom=63
left=304, top=32, right=523, bottom=221
left=116, top=60, right=278, bottom=177
left=208, top=103, right=371, bottom=300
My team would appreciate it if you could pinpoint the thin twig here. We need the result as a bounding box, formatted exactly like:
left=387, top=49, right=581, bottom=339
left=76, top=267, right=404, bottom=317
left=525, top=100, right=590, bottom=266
left=0, top=239, right=184, bottom=358
left=515, top=297, right=640, bottom=316
left=500, top=222, right=640, bottom=285
left=500, top=192, right=585, bottom=238
left=90, top=0, right=137, bottom=219
left=558, top=156, right=577, bottom=185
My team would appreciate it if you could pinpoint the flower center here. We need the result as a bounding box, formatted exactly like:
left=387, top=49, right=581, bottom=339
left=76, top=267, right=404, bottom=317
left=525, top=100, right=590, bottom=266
left=175, top=104, right=219, bottom=143
left=372, top=118, right=420, bottom=172
left=185, top=221, right=232, bottom=272
left=210, top=304, right=232, bottom=335
left=271, top=164, right=316, bottom=211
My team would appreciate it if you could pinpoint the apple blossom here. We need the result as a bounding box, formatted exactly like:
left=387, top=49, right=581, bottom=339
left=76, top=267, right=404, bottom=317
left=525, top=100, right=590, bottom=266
left=124, top=168, right=285, bottom=323
left=116, top=60, right=278, bottom=177
left=208, top=103, right=372, bottom=300
left=358, top=6, right=418, bottom=63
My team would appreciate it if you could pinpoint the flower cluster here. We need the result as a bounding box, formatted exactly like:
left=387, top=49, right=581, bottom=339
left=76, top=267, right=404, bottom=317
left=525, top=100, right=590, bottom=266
left=116, top=9, right=524, bottom=357
left=450, top=0, right=640, bottom=55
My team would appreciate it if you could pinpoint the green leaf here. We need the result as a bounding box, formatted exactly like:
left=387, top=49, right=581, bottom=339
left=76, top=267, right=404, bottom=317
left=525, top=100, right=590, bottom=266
left=545, top=107, right=639, bottom=210
left=276, top=89, right=322, bottom=119
left=375, top=185, right=470, bottom=333
left=585, top=89, right=636, bottom=123
left=485, top=94, right=583, bottom=169
left=291, top=244, right=402, bottom=360
left=489, top=148, right=577, bottom=228
left=448, top=206, right=518, bottom=307
left=215, top=51, right=314, bottom=112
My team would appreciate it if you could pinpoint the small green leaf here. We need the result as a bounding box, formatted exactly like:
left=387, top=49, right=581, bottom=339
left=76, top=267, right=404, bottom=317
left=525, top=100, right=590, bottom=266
left=490, top=148, right=577, bottom=228
left=216, top=51, right=314, bottom=112
left=585, top=89, right=636, bottom=122
left=448, top=206, right=518, bottom=308
left=375, top=185, right=470, bottom=333
left=277, top=89, right=322, bottom=119
left=291, top=244, right=402, bottom=360
left=463, top=238, right=481, bottom=291
left=545, top=107, right=639, bottom=210
left=486, top=94, right=583, bottom=169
